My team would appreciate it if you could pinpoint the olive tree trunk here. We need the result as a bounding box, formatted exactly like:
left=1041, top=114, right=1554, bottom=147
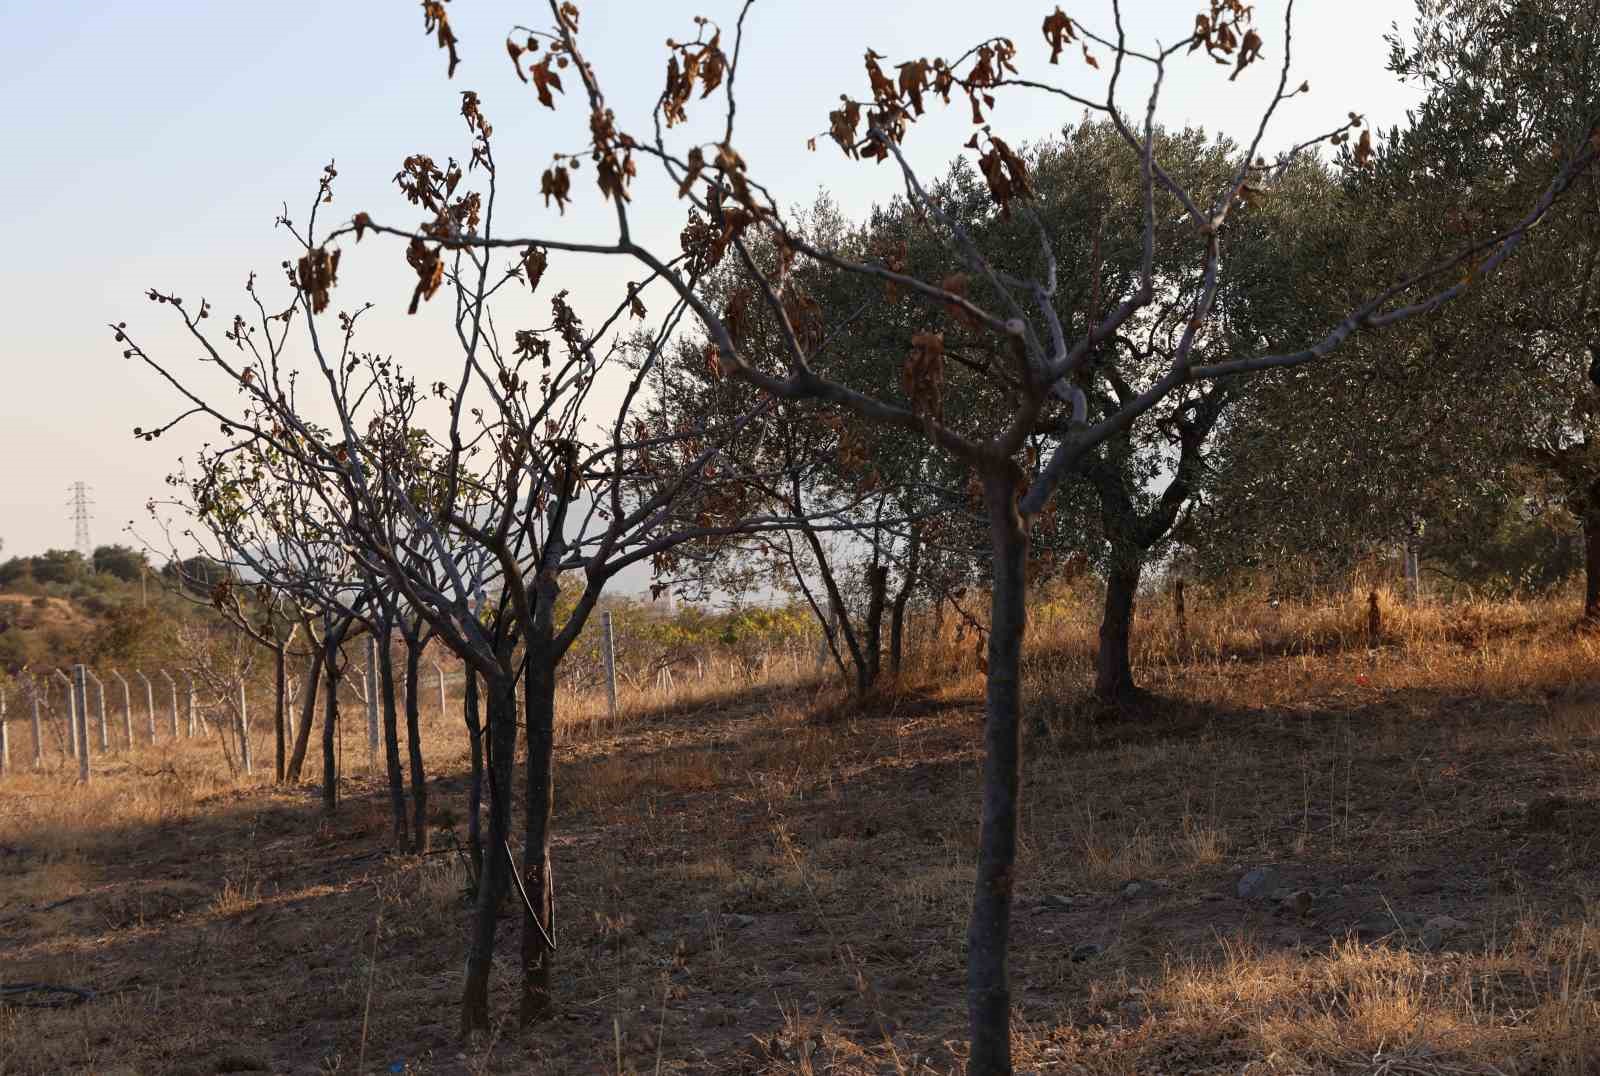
left=859, top=564, right=888, bottom=694
left=1585, top=516, right=1600, bottom=622
left=888, top=527, right=922, bottom=677
left=1094, top=556, right=1143, bottom=702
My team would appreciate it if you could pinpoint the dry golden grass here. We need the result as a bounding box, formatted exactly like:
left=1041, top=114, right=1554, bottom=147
left=6, top=586, right=1600, bottom=1073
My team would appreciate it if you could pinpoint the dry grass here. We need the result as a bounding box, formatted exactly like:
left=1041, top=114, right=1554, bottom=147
left=6, top=587, right=1600, bottom=1073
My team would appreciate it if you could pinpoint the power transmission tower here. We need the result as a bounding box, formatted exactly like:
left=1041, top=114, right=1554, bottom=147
left=68, top=482, right=94, bottom=559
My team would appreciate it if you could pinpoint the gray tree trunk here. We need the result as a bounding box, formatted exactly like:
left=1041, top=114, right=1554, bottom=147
left=287, top=647, right=324, bottom=782
left=404, top=641, right=429, bottom=853
left=378, top=632, right=409, bottom=851
left=967, top=470, right=1028, bottom=1076
left=1094, top=556, right=1144, bottom=702
left=460, top=672, right=518, bottom=1034
left=321, top=640, right=341, bottom=814
left=520, top=647, right=558, bottom=1025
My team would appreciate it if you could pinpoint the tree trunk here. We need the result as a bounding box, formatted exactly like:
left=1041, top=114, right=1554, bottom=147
left=321, top=639, right=341, bottom=815
left=967, top=469, right=1028, bottom=1076
left=1094, top=556, right=1143, bottom=703
left=519, top=648, right=558, bottom=1025
left=287, top=646, right=324, bottom=783
left=378, top=633, right=409, bottom=851
left=1586, top=518, right=1600, bottom=621
left=889, top=527, right=922, bottom=677
left=461, top=671, right=517, bottom=1035
left=860, top=564, right=888, bottom=693
left=273, top=643, right=288, bottom=783
left=404, top=641, right=429, bottom=853
left=464, top=668, right=484, bottom=884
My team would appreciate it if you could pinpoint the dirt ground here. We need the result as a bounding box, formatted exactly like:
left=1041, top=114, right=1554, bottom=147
left=7, top=604, right=1600, bottom=1074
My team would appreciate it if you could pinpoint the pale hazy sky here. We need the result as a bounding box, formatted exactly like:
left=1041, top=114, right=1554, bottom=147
left=0, top=0, right=1419, bottom=563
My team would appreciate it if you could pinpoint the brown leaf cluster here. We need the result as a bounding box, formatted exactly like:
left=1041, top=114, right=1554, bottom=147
left=972, top=132, right=1032, bottom=216
left=421, top=0, right=461, bottom=78
left=522, top=246, right=548, bottom=293
left=514, top=329, right=551, bottom=369
left=512, top=34, right=569, bottom=110
left=873, top=238, right=909, bottom=301
left=781, top=287, right=823, bottom=356
left=902, top=330, right=946, bottom=421
left=296, top=247, right=340, bottom=314
left=405, top=237, right=443, bottom=315
left=1041, top=7, right=1077, bottom=63
left=589, top=108, right=637, bottom=204
left=1190, top=1, right=1263, bottom=80
left=661, top=19, right=727, bottom=128
left=542, top=163, right=573, bottom=212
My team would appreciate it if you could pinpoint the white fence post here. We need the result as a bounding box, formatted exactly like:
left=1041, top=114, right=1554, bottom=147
left=1, top=687, right=9, bottom=774
left=84, top=669, right=108, bottom=752
left=366, top=635, right=379, bottom=774
left=435, top=661, right=446, bottom=718
left=71, top=665, right=90, bottom=784
left=159, top=670, right=178, bottom=739
left=136, top=670, right=156, bottom=742
left=31, top=686, right=44, bottom=768
left=110, top=670, right=133, bottom=750
left=602, top=611, right=618, bottom=723
left=53, top=669, right=77, bottom=759
left=187, top=677, right=197, bottom=737
left=238, top=678, right=252, bottom=775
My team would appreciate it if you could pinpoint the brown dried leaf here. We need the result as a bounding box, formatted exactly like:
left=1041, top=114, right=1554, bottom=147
left=296, top=247, right=340, bottom=314
left=421, top=1, right=461, bottom=79
left=1042, top=8, right=1077, bottom=63
left=541, top=165, right=573, bottom=212
left=522, top=246, right=548, bottom=292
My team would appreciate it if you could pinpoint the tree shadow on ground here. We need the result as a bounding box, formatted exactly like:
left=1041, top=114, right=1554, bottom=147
left=9, top=657, right=1600, bottom=1073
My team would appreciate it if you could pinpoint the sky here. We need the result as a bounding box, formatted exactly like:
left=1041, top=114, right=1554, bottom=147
left=0, top=0, right=1422, bottom=575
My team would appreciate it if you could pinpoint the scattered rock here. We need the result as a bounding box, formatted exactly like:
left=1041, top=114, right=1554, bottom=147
left=1122, top=881, right=1146, bottom=900
left=1422, top=914, right=1469, bottom=951
left=1237, top=867, right=1282, bottom=900
left=700, top=1006, right=737, bottom=1028
left=723, top=912, right=757, bottom=929
left=1070, top=942, right=1103, bottom=963
left=1279, top=890, right=1314, bottom=918
left=1356, top=908, right=1423, bottom=941
left=1038, top=893, right=1076, bottom=912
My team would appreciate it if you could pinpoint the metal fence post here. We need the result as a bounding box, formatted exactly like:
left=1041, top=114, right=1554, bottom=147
left=31, top=685, right=44, bottom=768
left=136, top=670, right=156, bottom=742
left=71, top=665, right=90, bottom=783
left=84, top=669, right=108, bottom=752
left=53, top=669, right=76, bottom=759
left=602, top=610, right=618, bottom=722
left=159, top=670, right=178, bottom=739
left=110, top=670, right=133, bottom=750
